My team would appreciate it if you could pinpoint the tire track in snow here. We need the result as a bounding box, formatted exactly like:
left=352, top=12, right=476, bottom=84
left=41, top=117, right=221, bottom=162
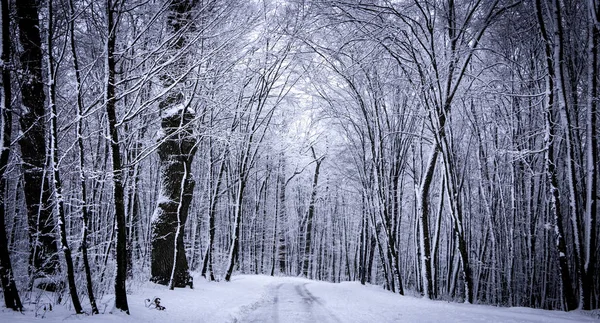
left=239, top=282, right=341, bottom=323
left=271, top=283, right=281, bottom=323
left=296, top=283, right=341, bottom=323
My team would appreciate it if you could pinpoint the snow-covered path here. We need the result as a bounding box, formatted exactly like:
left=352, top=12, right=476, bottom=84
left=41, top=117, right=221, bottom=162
left=1, top=275, right=598, bottom=323
left=238, top=277, right=598, bottom=323
left=241, top=282, right=341, bottom=323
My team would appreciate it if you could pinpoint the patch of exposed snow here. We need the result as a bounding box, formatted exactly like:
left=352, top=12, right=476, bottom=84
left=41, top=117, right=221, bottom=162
left=161, top=104, right=185, bottom=119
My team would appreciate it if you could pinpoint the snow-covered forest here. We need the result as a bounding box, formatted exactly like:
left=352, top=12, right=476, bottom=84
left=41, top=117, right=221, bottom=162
left=0, top=0, right=599, bottom=319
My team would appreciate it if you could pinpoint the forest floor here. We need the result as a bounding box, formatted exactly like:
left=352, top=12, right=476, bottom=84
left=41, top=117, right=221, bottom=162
left=1, top=274, right=598, bottom=322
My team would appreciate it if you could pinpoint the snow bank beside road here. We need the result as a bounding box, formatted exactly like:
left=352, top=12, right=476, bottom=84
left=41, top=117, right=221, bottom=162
left=306, top=280, right=598, bottom=323
left=0, top=274, right=276, bottom=323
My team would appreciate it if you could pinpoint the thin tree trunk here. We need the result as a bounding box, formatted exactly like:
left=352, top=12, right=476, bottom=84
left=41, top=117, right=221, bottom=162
left=367, top=223, right=376, bottom=283
left=303, top=148, right=323, bottom=277
left=440, top=145, right=473, bottom=304
left=105, top=0, right=129, bottom=313
left=68, top=0, right=98, bottom=310
left=583, top=0, right=599, bottom=310
left=431, top=175, right=445, bottom=299
left=259, top=173, right=269, bottom=274
left=225, top=175, right=247, bottom=281
left=201, top=150, right=225, bottom=281
left=359, top=208, right=367, bottom=285
left=416, top=147, right=437, bottom=299
left=277, top=156, right=287, bottom=275
left=45, top=0, right=82, bottom=313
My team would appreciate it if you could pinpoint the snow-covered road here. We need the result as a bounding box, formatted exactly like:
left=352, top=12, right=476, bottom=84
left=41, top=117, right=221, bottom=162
left=241, top=282, right=341, bottom=323
left=1, top=275, right=598, bottom=323
left=237, top=277, right=599, bottom=323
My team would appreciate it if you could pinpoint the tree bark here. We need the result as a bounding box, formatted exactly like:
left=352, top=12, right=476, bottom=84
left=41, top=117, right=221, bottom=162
left=416, top=147, right=437, bottom=299
left=68, top=0, right=98, bottom=313
left=201, top=149, right=225, bottom=281
left=302, top=148, right=323, bottom=277
left=225, top=171, right=248, bottom=281
left=45, top=0, right=82, bottom=313
left=15, top=0, right=59, bottom=288
left=534, top=0, right=577, bottom=310
left=0, top=0, right=22, bottom=310
left=105, top=0, right=129, bottom=313
left=583, top=0, right=599, bottom=310
left=150, top=0, right=198, bottom=289
left=550, top=0, right=585, bottom=308
left=277, top=155, right=287, bottom=274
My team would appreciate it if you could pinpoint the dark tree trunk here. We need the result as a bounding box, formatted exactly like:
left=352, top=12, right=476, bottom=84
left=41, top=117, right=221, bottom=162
left=0, top=0, right=22, bottom=309
left=534, top=0, right=577, bottom=310
left=151, top=150, right=195, bottom=288
left=68, top=0, right=98, bottom=313
left=201, top=157, right=224, bottom=281
left=45, top=0, right=82, bottom=313
left=0, top=178, right=21, bottom=312
left=417, top=147, right=438, bottom=298
left=367, top=223, right=376, bottom=284
left=105, top=0, right=129, bottom=314
left=303, top=149, right=322, bottom=277
left=583, top=1, right=599, bottom=310
left=15, top=0, right=59, bottom=288
left=358, top=207, right=367, bottom=285
left=150, top=0, right=198, bottom=290
left=225, top=177, right=247, bottom=281
left=277, top=156, right=286, bottom=274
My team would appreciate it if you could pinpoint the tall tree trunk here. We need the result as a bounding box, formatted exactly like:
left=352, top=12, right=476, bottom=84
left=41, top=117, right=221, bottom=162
left=259, top=171, right=269, bottom=274
left=105, top=0, right=129, bottom=313
left=551, top=0, right=585, bottom=308
left=15, top=0, right=59, bottom=288
left=302, top=148, right=323, bottom=277
left=68, top=0, right=98, bottom=313
left=431, top=175, right=445, bottom=299
left=416, top=147, right=437, bottom=299
left=277, top=155, right=287, bottom=274
left=358, top=205, right=367, bottom=285
left=45, top=0, right=82, bottom=313
left=583, top=0, right=599, bottom=310
left=367, top=220, right=376, bottom=283
left=150, top=0, right=198, bottom=289
left=534, top=0, right=577, bottom=310
left=0, top=0, right=22, bottom=310
left=225, top=173, right=247, bottom=281
left=225, top=130, right=257, bottom=281
left=439, top=140, right=473, bottom=304
left=201, top=149, right=225, bottom=281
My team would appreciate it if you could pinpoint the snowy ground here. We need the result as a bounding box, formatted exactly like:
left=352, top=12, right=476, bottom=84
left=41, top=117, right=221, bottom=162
left=1, top=274, right=598, bottom=323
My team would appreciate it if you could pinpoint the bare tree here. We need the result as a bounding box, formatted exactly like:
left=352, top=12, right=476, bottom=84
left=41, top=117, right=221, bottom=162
left=150, top=0, right=199, bottom=290
left=15, top=0, right=59, bottom=289
left=583, top=0, right=599, bottom=310
left=105, top=0, right=129, bottom=314
left=45, top=0, right=82, bottom=313
left=534, top=0, right=577, bottom=310
left=0, top=0, right=22, bottom=310
left=68, top=0, right=98, bottom=313
left=302, top=147, right=324, bottom=277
